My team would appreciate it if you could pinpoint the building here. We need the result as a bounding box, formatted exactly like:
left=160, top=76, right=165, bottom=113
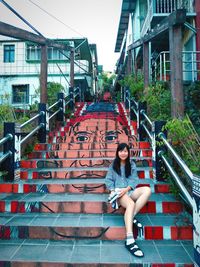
left=0, top=37, right=97, bottom=108
left=114, top=0, right=199, bottom=84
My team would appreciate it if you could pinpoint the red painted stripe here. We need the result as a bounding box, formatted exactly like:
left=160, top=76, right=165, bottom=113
left=155, top=184, right=170, bottom=193
left=0, top=201, right=5, bottom=212
left=0, top=184, right=18, bottom=193
left=0, top=226, right=10, bottom=239
left=140, top=201, right=156, bottom=213
left=24, top=185, right=37, bottom=193
left=20, top=171, right=28, bottom=179
left=11, top=201, right=25, bottom=213
left=145, top=226, right=163, bottom=239
left=152, top=264, right=175, bottom=267
left=171, top=226, right=193, bottom=240
left=162, top=202, right=184, bottom=213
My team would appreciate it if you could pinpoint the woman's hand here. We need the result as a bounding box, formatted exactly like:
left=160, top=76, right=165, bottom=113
left=118, top=187, right=130, bottom=197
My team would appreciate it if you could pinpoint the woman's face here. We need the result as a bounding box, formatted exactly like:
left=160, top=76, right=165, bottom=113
left=118, top=147, right=129, bottom=162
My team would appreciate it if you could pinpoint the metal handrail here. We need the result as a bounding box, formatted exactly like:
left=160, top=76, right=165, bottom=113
left=48, top=99, right=61, bottom=111
left=158, top=151, right=193, bottom=208
left=127, top=92, right=194, bottom=208
left=0, top=134, right=13, bottom=146
left=131, top=98, right=138, bottom=108
left=20, top=112, right=44, bottom=128
left=49, top=108, right=62, bottom=120
left=0, top=150, right=12, bottom=164
left=158, top=132, right=193, bottom=181
left=140, top=109, right=153, bottom=126
left=20, top=123, right=44, bottom=145
left=141, top=121, right=153, bottom=140
left=0, top=134, right=13, bottom=164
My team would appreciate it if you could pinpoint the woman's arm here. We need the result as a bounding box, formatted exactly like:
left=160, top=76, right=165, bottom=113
left=105, top=164, right=115, bottom=191
left=127, top=161, right=140, bottom=189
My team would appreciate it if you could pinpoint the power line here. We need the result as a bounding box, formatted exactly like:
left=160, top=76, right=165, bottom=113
left=27, top=0, right=85, bottom=38
left=0, top=0, right=44, bottom=37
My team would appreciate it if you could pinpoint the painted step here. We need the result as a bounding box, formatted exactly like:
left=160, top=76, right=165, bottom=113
left=20, top=157, right=153, bottom=169
left=20, top=166, right=153, bottom=179
left=0, top=239, right=194, bottom=265
left=34, top=141, right=151, bottom=151
left=0, top=179, right=170, bottom=194
left=0, top=213, right=193, bottom=241
left=28, top=148, right=152, bottom=159
left=0, top=193, right=185, bottom=214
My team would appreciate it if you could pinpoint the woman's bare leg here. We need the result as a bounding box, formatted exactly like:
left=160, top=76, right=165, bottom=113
left=119, top=194, right=135, bottom=233
left=119, top=193, right=144, bottom=257
left=130, top=186, right=151, bottom=216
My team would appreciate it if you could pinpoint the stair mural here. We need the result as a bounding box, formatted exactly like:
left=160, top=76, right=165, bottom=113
left=0, top=102, right=194, bottom=266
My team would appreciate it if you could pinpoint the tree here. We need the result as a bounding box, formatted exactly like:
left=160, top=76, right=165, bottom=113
left=36, top=82, right=64, bottom=106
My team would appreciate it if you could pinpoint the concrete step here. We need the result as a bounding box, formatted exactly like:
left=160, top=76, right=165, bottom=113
left=0, top=179, right=170, bottom=194
left=20, top=157, right=153, bottom=169
left=28, top=148, right=152, bottom=159
left=34, top=142, right=151, bottom=151
left=20, top=166, right=153, bottom=180
left=0, top=192, right=185, bottom=214
left=0, top=239, right=194, bottom=265
left=0, top=213, right=193, bottom=241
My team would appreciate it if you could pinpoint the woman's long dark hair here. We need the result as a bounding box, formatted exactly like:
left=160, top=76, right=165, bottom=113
left=113, top=143, right=131, bottom=178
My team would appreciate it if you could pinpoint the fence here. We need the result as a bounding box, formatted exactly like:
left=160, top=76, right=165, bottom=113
left=0, top=86, right=81, bottom=181
left=152, top=51, right=200, bottom=82
left=123, top=86, right=198, bottom=208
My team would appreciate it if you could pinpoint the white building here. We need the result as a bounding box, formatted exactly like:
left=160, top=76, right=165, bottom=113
left=0, top=37, right=96, bottom=108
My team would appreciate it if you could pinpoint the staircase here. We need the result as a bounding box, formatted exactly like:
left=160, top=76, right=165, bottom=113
left=0, top=102, right=194, bottom=266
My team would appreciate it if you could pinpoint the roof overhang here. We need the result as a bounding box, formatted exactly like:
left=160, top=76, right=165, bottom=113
left=115, top=0, right=136, bottom=52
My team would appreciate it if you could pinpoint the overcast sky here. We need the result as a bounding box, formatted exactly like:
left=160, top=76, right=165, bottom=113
left=0, top=0, right=122, bottom=72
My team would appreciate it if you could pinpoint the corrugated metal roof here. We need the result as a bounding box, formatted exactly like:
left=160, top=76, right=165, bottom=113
left=115, top=0, right=136, bottom=52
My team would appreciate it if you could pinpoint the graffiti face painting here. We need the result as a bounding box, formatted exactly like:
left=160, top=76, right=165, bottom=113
left=39, top=114, right=139, bottom=212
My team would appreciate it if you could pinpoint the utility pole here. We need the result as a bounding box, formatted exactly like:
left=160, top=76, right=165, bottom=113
left=40, top=44, right=48, bottom=103
left=143, top=42, right=150, bottom=88
left=70, top=48, right=75, bottom=88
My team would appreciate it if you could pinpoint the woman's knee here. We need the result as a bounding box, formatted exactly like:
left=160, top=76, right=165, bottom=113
left=126, top=199, right=135, bottom=210
left=120, top=196, right=135, bottom=209
left=144, top=186, right=151, bottom=197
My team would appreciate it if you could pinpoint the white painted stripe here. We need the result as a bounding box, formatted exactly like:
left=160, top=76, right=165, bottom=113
left=28, top=171, right=32, bottom=180
left=5, top=202, right=11, bottom=212
left=18, top=184, right=23, bottom=193
left=10, top=226, right=19, bottom=239
left=25, top=202, right=30, bottom=211
left=150, top=184, right=155, bottom=193
left=156, top=202, right=163, bottom=213
left=163, top=226, right=171, bottom=239
left=145, top=170, right=149, bottom=178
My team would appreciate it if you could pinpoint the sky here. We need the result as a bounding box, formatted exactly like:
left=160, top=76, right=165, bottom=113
left=0, top=0, right=122, bottom=72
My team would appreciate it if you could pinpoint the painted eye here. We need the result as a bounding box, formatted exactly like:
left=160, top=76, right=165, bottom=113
left=76, top=135, right=89, bottom=141
left=105, top=135, right=117, bottom=141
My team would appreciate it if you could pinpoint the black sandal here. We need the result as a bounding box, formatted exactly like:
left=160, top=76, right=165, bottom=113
left=133, top=218, right=143, bottom=229
left=125, top=242, right=144, bottom=257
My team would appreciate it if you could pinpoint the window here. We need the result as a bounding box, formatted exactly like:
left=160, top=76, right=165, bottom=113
left=26, top=44, right=69, bottom=61
left=12, top=85, right=29, bottom=104
left=26, top=44, right=41, bottom=60
left=4, top=45, right=15, bottom=62
left=47, top=47, right=69, bottom=60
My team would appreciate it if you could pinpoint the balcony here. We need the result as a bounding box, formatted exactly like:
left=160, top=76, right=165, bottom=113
left=151, top=51, right=200, bottom=82
left=141, top=0, right=195, bottom=37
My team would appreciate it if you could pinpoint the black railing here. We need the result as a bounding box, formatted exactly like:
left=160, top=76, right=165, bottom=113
left=0, top=87, right=81, bottom=181
left=123, top=86, right=196, bottom=208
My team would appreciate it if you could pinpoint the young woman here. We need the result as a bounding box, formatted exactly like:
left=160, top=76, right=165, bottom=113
left=105, top=143, right=151, bottom=258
